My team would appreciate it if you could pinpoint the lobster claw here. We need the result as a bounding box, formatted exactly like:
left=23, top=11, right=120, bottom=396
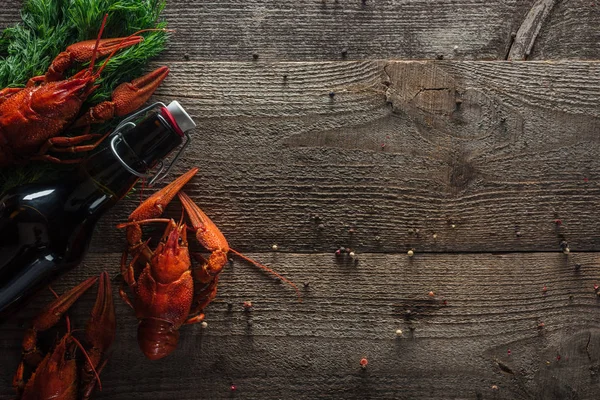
left=85, top=271, right=115, bottom=353
left=112, top=66, right=171, bottom=117
left=32, top=276, right=98, bottom=332
left=22, top=276, right=97, bottom=366
left=81, top=271, right=115, bottom=399
left=72, top=66, right=170, bottom=128
left=119, top=168, right=199, bottom=249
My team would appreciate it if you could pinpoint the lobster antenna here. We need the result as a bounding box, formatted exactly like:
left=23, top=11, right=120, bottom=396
left=116, top=218, right=172, bottom=229
left=94, top=27, right=174, bottom=78
left=89, top=14, right=109, bottom=75
left=71, top=336, right=103, bottom=392
left=49, top=286, right=72, bottom=334
left=179, top=209, right=185, bottom=226
left=229, top=248, right=302, bottom=302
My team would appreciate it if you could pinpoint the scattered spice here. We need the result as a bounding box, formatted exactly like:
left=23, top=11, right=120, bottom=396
left=360, top=357, right=368, bottom=368
left=560, top=240, right=570, bottom=254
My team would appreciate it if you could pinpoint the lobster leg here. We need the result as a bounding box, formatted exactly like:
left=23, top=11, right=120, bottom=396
left=29, top=154, right=85, bottom=164
left=72, top=66, right=170, bottom=129
left=22, top=276, right=98, bottom=366
left=0, top=87, right=22, bottom=104
left=119, top=248, right=141, bottom=309
left=37, top=131, right=110, bottom=155
left=184, top=253, right=220, bottom=325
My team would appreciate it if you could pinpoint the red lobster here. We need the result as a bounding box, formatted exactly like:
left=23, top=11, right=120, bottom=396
left=13, top=271, right=115, bottom=400
left=0, top=15, right=169, bottom=166
left=117, top=168, right=301, bottom=360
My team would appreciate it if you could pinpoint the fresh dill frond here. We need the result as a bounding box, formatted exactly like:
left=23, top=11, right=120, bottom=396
left=0, top=0, right=168, bottom=194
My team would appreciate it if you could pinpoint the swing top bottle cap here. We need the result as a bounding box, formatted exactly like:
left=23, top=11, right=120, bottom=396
left=166, top=101, right=196, bottom=133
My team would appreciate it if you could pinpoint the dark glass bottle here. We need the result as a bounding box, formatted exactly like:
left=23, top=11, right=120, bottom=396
left=0, top=101, right=195, bottom=320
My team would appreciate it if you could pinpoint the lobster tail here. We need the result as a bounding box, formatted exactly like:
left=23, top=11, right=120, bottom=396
left=137, top=318, right=180, bottom=360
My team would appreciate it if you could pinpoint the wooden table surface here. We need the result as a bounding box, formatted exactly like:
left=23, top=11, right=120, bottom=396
left=2, top=1, right=600, bottom=399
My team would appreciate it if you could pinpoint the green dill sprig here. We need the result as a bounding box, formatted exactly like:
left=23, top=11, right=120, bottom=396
left=0, top=0, right=168, bottom=193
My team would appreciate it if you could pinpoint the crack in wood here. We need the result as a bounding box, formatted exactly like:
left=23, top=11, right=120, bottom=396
left=586, top=332, right=592, bottom=361
left=412, top=87, right=452, bottom=100
left=382, top=62, right=393, bottom=104
left=496, top=359, right=515, bottom=375
left=507, top=0, right=557, bottom=60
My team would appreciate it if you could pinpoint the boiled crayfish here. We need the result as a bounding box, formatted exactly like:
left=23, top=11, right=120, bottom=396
left=0, top=15, right=169, bottom=166
left=13, top=271, right=115, bottom=400
left=116, top=168, right=301, bottom=360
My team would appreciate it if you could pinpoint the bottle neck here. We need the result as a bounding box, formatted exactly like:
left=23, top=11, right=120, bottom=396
left=82, top=111, right=184, bottom=201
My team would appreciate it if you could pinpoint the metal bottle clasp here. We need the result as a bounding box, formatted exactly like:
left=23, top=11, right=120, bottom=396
left=109, top=102, right=191, bottom=187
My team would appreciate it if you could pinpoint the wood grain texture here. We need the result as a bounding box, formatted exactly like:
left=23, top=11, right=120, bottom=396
left=84, top=60, right=600, bottom=253
left=3, top=0, right=600, bottom=60
left=1, top=252, right=599, bottom=399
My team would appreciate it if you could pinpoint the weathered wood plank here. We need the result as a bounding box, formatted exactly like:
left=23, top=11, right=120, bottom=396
left=159, top=0, right=530, bottom=61
left=3, top=0, right=600, bottom=60
left=530, top=0, right=600, bottom=60
left=0, top=2, right=20, bottom=35
left=159, top=0, right=600, bottom=61
left=86, top=60, right=600, bottom=253
left=1, top=252, right=599, bottom=399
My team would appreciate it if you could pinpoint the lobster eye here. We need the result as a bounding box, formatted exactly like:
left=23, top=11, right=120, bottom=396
left=178, top=237, right=184, bottom=245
